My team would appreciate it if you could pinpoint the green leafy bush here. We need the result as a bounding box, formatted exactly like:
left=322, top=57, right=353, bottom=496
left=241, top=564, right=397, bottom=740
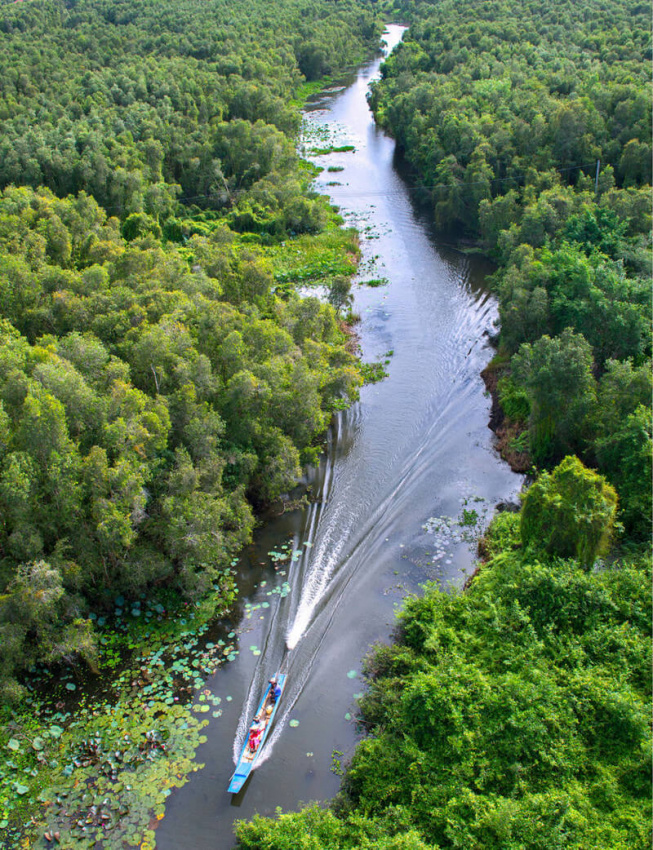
left=520, top=456, right=618, bottom=568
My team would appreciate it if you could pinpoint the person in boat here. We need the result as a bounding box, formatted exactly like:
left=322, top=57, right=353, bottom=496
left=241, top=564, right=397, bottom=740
left=269, top=678, right=282, bottom=705
left=248, top=719, right=264, bottom=752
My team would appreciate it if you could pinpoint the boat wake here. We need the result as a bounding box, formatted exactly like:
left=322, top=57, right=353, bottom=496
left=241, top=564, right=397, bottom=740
left=230, top=23, right=518, bottom=778
left=233, top=288, right=500, bottom=766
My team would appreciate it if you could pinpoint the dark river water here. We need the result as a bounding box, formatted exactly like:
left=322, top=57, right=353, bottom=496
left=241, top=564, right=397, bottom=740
left=157, top=25, right=521, bottom=849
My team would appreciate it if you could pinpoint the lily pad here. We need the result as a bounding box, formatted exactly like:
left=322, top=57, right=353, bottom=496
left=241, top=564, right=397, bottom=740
left=346, top=670, right=357, bottom=679
left=289, top=719, right=299, bottom=728
left=65, top=682, right=77, bottom=691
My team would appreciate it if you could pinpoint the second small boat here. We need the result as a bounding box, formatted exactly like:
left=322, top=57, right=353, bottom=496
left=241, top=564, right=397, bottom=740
left=227, top=672, right=287, bottom=794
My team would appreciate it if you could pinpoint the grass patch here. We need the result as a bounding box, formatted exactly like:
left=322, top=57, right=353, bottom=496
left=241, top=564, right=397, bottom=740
left=360, top=361, right=388, bottom=384
left=263, top=229, right=360, bottom=285
left=310, top=145, right=356, bottom=155
left=360, top=277, right=389, bottom=287
left=290, top=78, right=334, bottom=107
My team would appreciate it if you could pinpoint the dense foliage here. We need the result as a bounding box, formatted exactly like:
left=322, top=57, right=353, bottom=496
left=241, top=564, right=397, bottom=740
left=235, top=500, right=651, bottom=849
left=0, top=0, right=649, bottom=844
left=0, top=0, right=384, bottom=699
left=369, top=0, right=651, bottom=537
left=0, top=0, right=380, bottom=224
left=232, top=2, right=651, bottom=848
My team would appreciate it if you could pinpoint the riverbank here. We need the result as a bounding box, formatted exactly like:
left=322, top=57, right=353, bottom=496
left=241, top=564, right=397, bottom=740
left=480, top=356, right=532, bottom=474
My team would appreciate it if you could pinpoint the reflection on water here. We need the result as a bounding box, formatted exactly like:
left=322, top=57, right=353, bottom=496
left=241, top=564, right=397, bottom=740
left=157, top=25, right=521, bottom=849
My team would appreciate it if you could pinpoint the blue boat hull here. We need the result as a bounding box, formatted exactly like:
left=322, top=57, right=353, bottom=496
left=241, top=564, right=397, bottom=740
left=228, top=672, right=286, bottom=793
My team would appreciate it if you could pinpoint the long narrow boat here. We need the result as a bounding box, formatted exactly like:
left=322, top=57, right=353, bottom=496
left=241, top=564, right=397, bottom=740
left=228, top=672, right=287, bottom=793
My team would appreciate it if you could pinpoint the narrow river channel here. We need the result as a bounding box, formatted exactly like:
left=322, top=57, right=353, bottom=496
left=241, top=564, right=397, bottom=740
left=157, top=25, right=521, bottom=849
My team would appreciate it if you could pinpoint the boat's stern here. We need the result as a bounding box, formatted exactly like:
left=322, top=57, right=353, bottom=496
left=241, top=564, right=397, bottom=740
left=228, top=766, right=250, bottom=794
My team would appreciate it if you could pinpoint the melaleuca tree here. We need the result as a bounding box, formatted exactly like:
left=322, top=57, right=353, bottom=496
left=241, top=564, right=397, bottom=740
left=520, top=455, right=618, bottom=568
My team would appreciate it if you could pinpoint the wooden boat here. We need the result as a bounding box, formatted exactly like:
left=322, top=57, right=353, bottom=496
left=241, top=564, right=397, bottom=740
left=228, top=672, right=287, bottom=793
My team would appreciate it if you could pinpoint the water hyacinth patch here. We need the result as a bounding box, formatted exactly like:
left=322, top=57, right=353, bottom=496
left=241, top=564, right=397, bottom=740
left=1, top=590, right=242, bottom=846
left=421, top=497, right=490, bottom=567
left=29, top=698, right=210, bottom=849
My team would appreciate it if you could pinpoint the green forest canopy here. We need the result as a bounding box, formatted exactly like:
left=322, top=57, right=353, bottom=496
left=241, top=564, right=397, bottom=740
left=0, top=0, right=384, bottom=699
left=370, top=0, right=651, bottom=538
left=0, top=0, right=650, bottom=845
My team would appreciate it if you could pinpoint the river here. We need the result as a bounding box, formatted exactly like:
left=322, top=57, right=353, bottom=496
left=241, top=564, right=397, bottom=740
left=157, top=24, right=521, bottom=849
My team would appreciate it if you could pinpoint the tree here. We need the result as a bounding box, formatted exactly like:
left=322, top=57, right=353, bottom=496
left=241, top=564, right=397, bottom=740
left=512, top=328, right=597, bottom=464
left=327, top=276, right=353, bottom=315
left=594, top=405, right=651, bottom=539
left=520, top=455, right=618, bottom=568
left=0, top=560, right=96, bottom=701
